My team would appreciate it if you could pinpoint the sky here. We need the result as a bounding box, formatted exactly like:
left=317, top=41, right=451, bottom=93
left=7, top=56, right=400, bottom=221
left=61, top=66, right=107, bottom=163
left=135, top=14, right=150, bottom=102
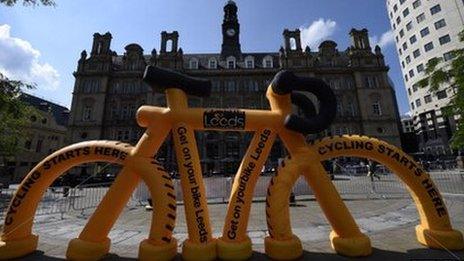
left=0, top=0, right=410, bottom=114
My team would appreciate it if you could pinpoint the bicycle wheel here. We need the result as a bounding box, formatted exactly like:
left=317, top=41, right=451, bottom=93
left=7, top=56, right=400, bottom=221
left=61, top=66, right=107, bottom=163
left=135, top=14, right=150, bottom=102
left=0, top=140, right=177, bottom=261
left=265, top=135, right=463, bottom=259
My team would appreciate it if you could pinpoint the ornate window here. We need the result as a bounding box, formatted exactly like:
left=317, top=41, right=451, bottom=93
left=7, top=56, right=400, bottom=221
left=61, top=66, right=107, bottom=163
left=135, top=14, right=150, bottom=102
left=208, top=58, right=217, bottom=69
left=263, top=55, right=273, bottom=68
left=226, top=56, right=236, bottom=69
left=189, top=58, right=199, bottom=69
left=245, top=56, right=254, bottom=68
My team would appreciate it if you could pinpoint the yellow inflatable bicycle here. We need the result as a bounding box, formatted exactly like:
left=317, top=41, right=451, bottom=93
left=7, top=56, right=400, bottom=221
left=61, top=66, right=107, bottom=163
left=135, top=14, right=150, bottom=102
left=0, top=67, right=462, bottom=260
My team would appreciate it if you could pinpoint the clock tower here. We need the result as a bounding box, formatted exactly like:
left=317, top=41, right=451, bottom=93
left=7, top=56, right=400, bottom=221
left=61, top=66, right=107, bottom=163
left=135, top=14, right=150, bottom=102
left=221, top=0, right=242, bottom=59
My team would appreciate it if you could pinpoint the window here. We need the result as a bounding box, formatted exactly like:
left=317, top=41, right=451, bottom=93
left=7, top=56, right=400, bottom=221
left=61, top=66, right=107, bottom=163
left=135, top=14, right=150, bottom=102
left=415, top=99, right=421, bottom=107
left=399, top=29, right=404, bottom=37
left=406, top=55, right=411, bottom=64
left=398, top=48, right=403, bottom=55
left=390, top=12, right=393, bottom=18
left=246, top=60, right=253, bottom=68
left=396, top=16, right=401, bottom=25
left=372, top=102, right=382, bottom=116
left=393, top=23, right=396, bottom=30
left=189, top=59, right=198, bottom=69
left=226, top=56, right=236, bottom=69
left=208, top=59, right=217, bottom=69
left=444, top=51, right=455, bottom=61
left=413, top=49, right=421, bottom=58
left=405, top=74, right=409, bottom=81
left=245, top=56, right=254, bottom=68
left=413, top=84, right=418, bottom=92
left=402, top=42, right=408, bottom=50
left=400, top=0, right=406, bottom=4
left=402, top=61, right=405, bottom=68
left=83, top=106, right=92, bottom=121
left=420, top=27, right=429, bottom=37
left=424, top=42, right=434, bottom=52
left=417, top=63, right=424, bottom=73
left=437, top=90, right=447, bottom=99
left=430, top=4, right=441, bottom=15
left=411, top=102, right=415, bottom=109
left=24, top=140, right=32, bottom=150
left=434, top=19, right=446, bottom=30
left=263, top=56, right=273, bottom=68
left=408, top=88, right=412, bottom=95
left=36, top=139, right=43, bottom=153
left=413, top=0, right=421, bottom=9
left=393, top=4, right=398, bottom=12
left=410, top=35, right=417, bottom=44
left=403, top=8, right=410, bottom=17
left=439, top=35, right=451, bottom=45
left=406, top=22, right=413, bottom=31
left=417, top=13, right=426, bottom=23
left=409, top=69, right=414, bottom=78
left=424, top=95, right=432, bottom=103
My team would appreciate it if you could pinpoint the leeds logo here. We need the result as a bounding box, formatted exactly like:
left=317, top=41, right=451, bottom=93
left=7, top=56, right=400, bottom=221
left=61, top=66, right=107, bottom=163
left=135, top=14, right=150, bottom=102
left=203, top=110, right=245, bottom=129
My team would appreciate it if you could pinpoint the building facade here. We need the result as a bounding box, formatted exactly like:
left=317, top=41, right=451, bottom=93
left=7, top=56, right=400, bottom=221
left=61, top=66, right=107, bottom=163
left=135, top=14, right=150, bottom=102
left=68, top=1, right=401, bottom=175
left=386, top=0, right=464, bottom=154
left=2, top=94, right=69, bottom=184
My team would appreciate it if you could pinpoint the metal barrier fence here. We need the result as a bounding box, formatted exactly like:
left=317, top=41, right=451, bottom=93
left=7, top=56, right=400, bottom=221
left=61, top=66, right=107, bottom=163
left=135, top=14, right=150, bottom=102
left=1, top=171, right=463, bottom=218
left=0, top=187, right=71, bottom=220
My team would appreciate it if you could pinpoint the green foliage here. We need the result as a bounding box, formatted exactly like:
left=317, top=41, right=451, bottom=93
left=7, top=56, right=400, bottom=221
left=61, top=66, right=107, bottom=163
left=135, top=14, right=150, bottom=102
left=0, top=73, right=36, bottom=159
left=0, top=0, right=55, bottom=6
left=419, top=30, right=464, bottom=150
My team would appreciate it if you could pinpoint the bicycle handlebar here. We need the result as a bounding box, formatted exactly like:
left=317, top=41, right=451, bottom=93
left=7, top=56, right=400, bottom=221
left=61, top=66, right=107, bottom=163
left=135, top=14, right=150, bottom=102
left=143, top=66, right=212, bottom=97
left=271, top=70, right=337, bottom=135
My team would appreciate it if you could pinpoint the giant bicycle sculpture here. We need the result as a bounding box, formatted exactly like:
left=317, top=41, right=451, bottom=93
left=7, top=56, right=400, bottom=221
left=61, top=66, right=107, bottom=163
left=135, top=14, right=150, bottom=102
left=0, top=67, right=462, bottom=260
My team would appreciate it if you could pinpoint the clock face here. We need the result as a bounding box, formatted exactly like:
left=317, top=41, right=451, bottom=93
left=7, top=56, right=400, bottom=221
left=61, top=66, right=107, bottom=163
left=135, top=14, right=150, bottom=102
left=226, top=28, right=236, bottom=37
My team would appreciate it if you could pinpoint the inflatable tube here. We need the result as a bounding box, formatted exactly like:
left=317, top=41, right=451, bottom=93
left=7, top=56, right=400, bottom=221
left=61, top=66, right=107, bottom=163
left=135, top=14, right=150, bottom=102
left=0, top=141, right=133, bottom=260
left=218, top=128, right=276, bottom=260
left=172, top=123, right=216, bottom=260
left=265, top=152, right=370, bottom=258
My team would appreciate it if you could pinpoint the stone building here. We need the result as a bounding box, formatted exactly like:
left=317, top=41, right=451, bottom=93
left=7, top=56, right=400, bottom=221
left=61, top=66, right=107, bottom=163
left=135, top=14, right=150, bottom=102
left=2, top=94, right=69, bottom=183
left=68, top=1, right=401, bottom=175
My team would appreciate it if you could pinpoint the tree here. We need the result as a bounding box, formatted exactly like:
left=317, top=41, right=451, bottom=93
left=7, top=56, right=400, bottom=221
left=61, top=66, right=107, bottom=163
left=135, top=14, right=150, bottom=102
left=418, top=30, right=464, bottom=150
left=0, top=0, right=54, bottom=6
left=0, top=0, right=55, bottom=175
left=0, top=73, right=37, bottom=166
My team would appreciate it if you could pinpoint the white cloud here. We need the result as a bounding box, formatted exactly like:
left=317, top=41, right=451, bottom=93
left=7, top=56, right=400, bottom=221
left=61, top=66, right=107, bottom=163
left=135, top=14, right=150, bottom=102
left=299, top=18, right=337, bottom=49
left=0, top=24, right=60, bottom=90
left=369, top=30, right=395, bottom=49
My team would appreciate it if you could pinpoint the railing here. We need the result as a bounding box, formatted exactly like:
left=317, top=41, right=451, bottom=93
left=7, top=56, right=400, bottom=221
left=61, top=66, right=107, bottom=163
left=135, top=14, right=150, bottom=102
left=0, top=186, right=71, bottom=220
left=1, top=171, right=463, bottom=218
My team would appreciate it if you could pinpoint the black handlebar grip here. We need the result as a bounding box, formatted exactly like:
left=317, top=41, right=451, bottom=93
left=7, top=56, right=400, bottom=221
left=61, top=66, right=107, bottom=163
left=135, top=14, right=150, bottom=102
left=143, top=66, right=212, bottom=97
left=271, top=70, right=337, bottom=135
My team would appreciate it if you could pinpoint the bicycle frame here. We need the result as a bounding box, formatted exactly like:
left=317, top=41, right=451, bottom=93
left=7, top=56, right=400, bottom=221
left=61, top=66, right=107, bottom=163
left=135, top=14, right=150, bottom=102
left=1, top=76, right=463, bottom=260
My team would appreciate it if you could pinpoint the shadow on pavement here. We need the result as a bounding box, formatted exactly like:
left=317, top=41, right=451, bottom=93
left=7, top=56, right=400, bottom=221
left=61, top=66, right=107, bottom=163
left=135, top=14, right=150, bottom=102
left=12, top=247, right=464, bottom=260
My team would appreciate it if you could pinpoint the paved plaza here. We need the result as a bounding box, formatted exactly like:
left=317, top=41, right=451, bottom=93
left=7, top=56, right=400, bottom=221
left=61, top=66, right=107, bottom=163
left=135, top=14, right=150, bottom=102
left=11, top=194, right=464, bottom=260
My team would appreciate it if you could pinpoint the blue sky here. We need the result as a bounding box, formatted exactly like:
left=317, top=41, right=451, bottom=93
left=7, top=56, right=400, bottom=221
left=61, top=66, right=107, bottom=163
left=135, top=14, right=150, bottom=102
left=0, top=0, right=410, bottom=114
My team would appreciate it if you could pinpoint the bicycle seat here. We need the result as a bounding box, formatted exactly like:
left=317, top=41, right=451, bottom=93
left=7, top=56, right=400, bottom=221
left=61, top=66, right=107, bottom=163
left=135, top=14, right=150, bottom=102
left=143, top=66, right=212, bottom=97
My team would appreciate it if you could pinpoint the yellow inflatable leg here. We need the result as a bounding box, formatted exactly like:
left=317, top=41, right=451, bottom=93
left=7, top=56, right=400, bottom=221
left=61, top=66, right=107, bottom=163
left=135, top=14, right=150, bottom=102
left=0, top=234, right=38, bottom=260
left=416, top=225, right=464, bottom=250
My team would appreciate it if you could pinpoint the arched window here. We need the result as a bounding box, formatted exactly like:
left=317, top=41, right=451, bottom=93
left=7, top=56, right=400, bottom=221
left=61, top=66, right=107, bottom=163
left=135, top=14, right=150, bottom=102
left=82, top=98, right=95, bottom=122
left=166, top=39, right=173, bottom=52
left=245, top=56, right=254, bottom=69
left=290, top=38, right=297, bottom=50
left=263, top=55, right=273, bottom=68
left=189, top=58, right=199, bottom=69
left=226, top=56, right=236, bottom=69
left=372, top=101, right=382, bottom=116
left=208, top=58, right=217, bottom=69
